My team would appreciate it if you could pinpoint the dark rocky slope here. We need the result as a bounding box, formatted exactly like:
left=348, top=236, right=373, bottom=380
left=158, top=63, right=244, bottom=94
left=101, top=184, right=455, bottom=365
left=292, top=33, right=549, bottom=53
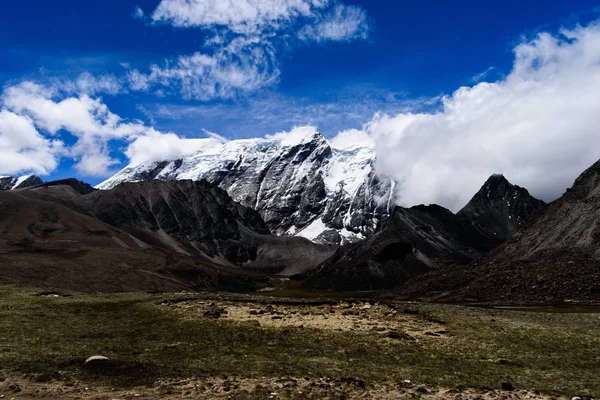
left=301, top=205, right=491, bottom=291
left=75, top=180, right=334, bottom=274
left=0, top=189, right=211, bottom=293
left=0, top=179, right=333, bottom=293
left=458, top=174, right=546, bottom=243
left=403, top=160, right=600, bottom=304
left=302, top=175, right=545, bottom=292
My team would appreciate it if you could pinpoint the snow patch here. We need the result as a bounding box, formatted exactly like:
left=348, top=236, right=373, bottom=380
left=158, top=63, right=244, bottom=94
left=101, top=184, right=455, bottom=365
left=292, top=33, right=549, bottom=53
left=297, top=218, right=328, bottom=241
left=11, top=175, right=32, bottom=190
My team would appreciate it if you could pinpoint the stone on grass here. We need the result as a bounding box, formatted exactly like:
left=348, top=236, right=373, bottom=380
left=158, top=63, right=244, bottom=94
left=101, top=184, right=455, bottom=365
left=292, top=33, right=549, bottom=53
left=85, top=356, right=110, bottom=365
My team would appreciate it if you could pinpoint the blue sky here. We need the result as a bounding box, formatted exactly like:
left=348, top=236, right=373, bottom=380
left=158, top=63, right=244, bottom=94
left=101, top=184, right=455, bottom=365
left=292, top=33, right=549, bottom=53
left=1, top=0, right=600, bottom=199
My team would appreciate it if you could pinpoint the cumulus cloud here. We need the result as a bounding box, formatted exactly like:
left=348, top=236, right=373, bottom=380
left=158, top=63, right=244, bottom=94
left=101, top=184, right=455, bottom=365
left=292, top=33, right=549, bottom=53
left=0, top=110, right=63, bottom=175
left=3, top=82, right=145, bottom=139
left=329, top=128, right=374, bottom=149
left=0, top=81, right=232, bottom=177
left=1, top=82, right=149, bottom=176
left=341, top=21, right=600, bottom=212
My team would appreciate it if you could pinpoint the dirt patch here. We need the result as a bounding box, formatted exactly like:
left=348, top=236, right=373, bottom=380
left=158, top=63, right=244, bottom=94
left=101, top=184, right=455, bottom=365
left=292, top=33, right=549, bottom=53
left=164, top=299, right=451, bottom=341
left=0, top=372, right=567, bottom=399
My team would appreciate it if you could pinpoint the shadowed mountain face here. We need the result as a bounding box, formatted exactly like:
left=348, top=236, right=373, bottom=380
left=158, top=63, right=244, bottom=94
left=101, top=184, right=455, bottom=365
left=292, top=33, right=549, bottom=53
left=0, top=179, right=333, bottom=293
left=301, top=175, right=545, bottom=292
left=402, top=160, right=600, bottom=304
left=458, top=174, right=546, bottom=243
left=75, top=180, right=271, bottom=264
left=301, top=205, right=492, bottom=291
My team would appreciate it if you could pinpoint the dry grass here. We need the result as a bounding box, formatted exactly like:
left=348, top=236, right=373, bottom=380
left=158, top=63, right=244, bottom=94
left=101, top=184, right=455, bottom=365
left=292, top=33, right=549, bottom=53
left=0, top=286, right=598, bottom=399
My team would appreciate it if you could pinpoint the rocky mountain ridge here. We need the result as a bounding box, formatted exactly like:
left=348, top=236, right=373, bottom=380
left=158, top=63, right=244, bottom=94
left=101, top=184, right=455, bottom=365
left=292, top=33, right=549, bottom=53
left=401, top=159, right=600, bottom=303
left=97, top=128, right=394, bottom=245
left=0, top=169, right=550, bottom=299
left=302, top=175, right=546, bottom=291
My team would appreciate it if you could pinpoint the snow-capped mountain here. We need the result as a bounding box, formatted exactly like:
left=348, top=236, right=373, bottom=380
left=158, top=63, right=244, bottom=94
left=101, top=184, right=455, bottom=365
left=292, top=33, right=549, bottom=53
left=0, top=175, right=43, bottom=191
left=98, top=128, right=395, bottom=244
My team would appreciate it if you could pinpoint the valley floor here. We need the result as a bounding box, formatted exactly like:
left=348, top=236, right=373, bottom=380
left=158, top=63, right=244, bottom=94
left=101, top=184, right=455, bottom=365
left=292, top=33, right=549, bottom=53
left=0, top=286, right=598, bottom=399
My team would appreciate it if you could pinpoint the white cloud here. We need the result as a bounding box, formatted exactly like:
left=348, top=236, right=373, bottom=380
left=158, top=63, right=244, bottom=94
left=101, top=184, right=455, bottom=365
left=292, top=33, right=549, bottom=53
left=151, top=0, right=329, bottom=33
left=3, top=82, right=145, bottom=138
left=133, top=6, right=144, bottom=19
left=299, top=4, right=369, bottom=42
left=133, top=0, right=369, bottom=100
left=348, top=21, right=600, bottom=212
left=125, top=129, right=217, bottom=165
left=203, top=129, right=230, bottom=143
left=2, top=82, right=149, bottom=176
left=329, top=128, right=373, bottom=149
left=0, top=81, right=231, bottom=176
left=60, top=72, right=123, bottom=96
left=265, top=125, right=319, bottom=146
left=471, top=66, right=497, bottom=83
left=0, top=110, right=63, bottom=175
left=127, top=36, right=280, bottom=100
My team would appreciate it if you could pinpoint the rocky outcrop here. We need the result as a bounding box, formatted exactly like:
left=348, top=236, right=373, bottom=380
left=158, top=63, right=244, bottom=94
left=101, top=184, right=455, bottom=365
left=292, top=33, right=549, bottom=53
left=76, top=180, right=271, bottom=264
left=97, top=129, right=394, bottom=245
left=0, top=175, right=43, bottom=191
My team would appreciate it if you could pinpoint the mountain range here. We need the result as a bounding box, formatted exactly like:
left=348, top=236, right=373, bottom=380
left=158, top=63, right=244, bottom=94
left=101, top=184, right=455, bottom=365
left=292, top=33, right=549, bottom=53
left=302, top=174, right=546, bottom=291
left=2, top=134, right=599, bottom=304
left=402, top=159, right=600, bottom=303
left=97, top=128, right=394, bottom=246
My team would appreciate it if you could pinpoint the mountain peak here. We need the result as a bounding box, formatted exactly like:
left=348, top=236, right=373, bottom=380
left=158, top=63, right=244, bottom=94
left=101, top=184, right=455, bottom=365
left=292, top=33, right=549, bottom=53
left=458, top=175, right=546, bottom=241
left=481, top=173, right=511, bottom=193
left=486, top=173, right=508, bottom=183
